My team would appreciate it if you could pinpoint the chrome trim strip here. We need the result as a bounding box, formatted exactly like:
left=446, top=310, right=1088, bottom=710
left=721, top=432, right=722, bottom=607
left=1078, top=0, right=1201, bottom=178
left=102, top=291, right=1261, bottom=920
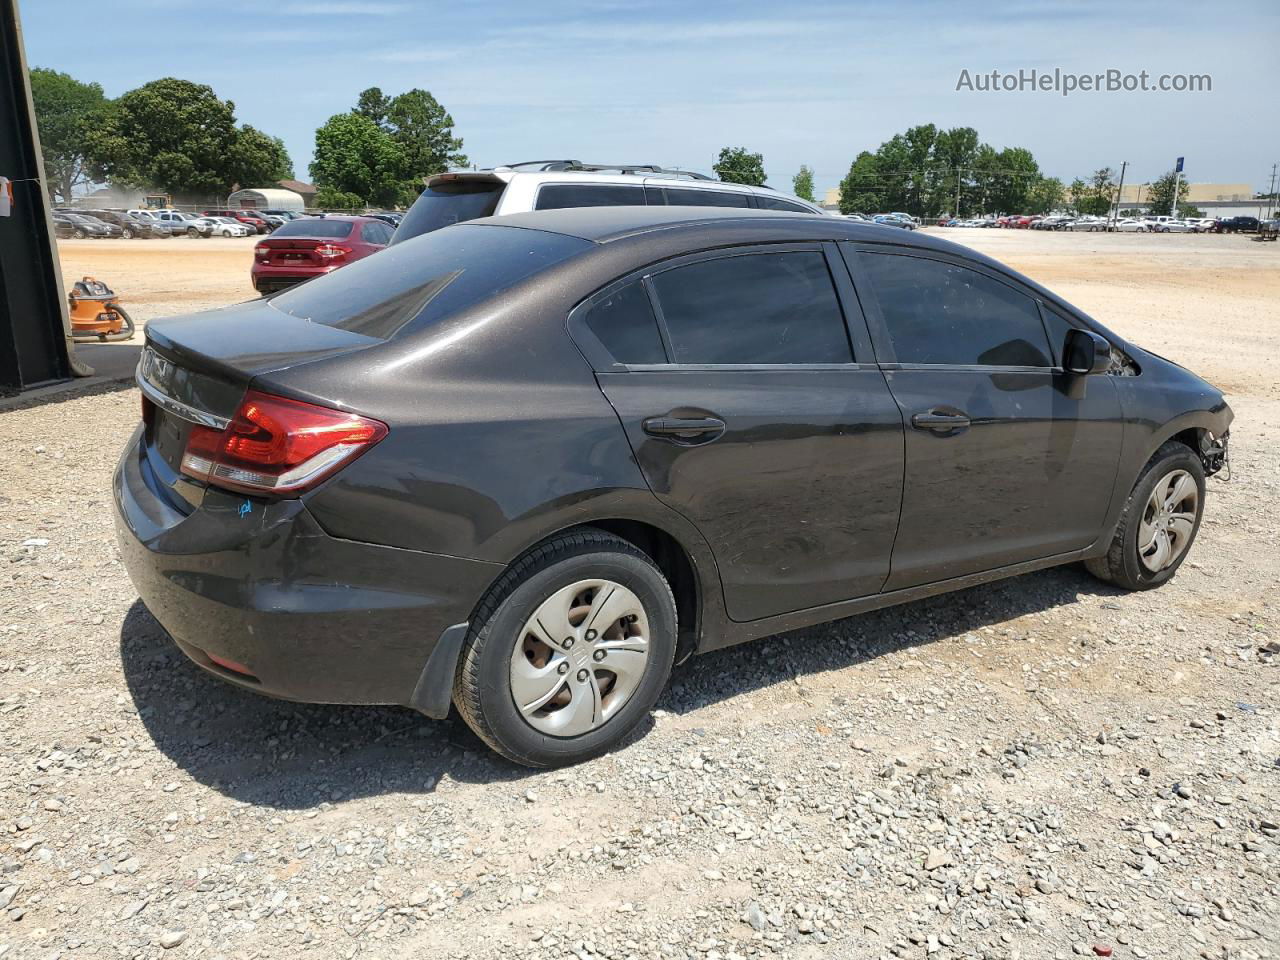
left=136, top=372, right=230, bottom=429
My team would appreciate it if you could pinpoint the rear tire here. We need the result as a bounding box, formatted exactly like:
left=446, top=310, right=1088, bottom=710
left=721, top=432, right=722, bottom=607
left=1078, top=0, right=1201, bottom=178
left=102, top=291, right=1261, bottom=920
left=453, top=528, right=677, bottom=767
left=1085, top=441, right=1205, bottom=591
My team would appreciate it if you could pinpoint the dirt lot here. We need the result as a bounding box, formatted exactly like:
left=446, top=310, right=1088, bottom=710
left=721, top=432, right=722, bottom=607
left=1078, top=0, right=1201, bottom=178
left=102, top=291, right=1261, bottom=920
left=1, top=231, right=1276, bottom=960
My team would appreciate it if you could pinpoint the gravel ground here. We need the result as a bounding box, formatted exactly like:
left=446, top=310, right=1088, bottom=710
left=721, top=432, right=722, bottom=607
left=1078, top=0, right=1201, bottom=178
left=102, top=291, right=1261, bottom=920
left=0, top=231, right=1276, bottom=960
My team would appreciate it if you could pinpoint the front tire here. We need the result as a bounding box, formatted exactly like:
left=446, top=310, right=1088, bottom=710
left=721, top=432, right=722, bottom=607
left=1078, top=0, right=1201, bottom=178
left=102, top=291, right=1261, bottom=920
left=1085, top=441, right=1205, bottom=591
left=454, top=528, right=677, bottom=767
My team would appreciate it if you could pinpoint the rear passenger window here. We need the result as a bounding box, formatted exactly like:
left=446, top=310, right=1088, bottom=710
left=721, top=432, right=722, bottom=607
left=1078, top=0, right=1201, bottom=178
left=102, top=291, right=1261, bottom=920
left=651, top=252, right=851, bottom=364
left=536, top=184, right=647, bottom=210
left=858, top=253, right=1052, bottom=367
left=582, top=281, right=667, bottom=364
left=655, top=187, right=751, bottom=208
left=756, top=196, right=815, bottom=213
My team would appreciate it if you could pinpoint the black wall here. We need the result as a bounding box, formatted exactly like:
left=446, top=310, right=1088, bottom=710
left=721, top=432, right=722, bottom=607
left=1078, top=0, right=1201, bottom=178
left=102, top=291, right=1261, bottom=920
left=0, top=0, right=70, bottom=395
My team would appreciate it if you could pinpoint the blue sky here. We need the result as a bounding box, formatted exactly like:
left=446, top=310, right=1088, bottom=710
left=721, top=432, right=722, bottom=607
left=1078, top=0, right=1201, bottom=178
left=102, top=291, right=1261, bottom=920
left=20, top=0, right=1279, bottom=196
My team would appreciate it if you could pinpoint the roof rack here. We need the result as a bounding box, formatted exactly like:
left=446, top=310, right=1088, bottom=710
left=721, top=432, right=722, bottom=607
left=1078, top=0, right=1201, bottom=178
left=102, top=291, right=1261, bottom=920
left=499, top=160, right=716, bottom=181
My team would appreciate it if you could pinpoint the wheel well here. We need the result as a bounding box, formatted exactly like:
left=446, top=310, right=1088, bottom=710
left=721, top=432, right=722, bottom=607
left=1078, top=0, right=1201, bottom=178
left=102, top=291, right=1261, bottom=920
left=576, top=520, right=700, bottom=663
left=1169, top=427, right=1203, bottom=454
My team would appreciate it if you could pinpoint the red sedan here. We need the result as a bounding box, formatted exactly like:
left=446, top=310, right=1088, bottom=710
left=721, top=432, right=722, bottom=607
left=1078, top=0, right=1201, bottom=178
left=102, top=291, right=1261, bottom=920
left=251, top=216, right=394, bottom=294
left=205, top=208, right=273, bottom=234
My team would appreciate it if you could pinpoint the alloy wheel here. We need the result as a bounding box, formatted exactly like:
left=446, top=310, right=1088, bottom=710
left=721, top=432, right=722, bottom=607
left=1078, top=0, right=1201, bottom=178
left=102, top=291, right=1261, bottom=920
left=510, top=579, right=650, bottom=737
left=1138, top=469, right=1198, bottom=572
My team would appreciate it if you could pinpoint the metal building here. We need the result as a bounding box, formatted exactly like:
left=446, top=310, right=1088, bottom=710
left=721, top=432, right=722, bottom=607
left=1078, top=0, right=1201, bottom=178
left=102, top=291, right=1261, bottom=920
left=226, top=187, right=306, bottom=212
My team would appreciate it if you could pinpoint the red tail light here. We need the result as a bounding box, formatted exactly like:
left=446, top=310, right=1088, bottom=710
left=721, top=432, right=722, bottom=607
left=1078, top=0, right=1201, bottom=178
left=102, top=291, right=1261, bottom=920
left=180, top=389, right=387, bottom=495
left=254, top=243, right=269, bottom=262
left=314, top=243, right=350, bottom=261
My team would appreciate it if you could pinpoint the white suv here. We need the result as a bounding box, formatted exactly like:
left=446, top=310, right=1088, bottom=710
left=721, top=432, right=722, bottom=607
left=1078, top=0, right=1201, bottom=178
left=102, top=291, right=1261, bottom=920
left=391, top=160, right=827, bottom=245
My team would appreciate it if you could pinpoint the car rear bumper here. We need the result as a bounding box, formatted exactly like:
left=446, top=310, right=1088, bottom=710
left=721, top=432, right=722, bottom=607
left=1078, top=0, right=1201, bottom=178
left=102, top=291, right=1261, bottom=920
left=251, top=264, right=337, bottom=292
left=113, top=427, right=501, bottom=713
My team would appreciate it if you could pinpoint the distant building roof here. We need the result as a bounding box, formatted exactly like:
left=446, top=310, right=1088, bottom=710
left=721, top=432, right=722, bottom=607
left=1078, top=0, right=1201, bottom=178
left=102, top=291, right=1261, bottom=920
left=277, top=179, right=316, bottom=196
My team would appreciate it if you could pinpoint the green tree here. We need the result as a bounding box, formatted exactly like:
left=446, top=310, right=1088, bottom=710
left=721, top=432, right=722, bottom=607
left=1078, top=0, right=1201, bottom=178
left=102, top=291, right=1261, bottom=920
left=713, top=147, right=766, bottom=186
left=354, top=86, right=391, bottom=125
left=1025, top=176, right=1065, bottom=215
left=792, top=164, right=815, bottom=202
left=230, top=124, right=293, bottom=187
left=84, top=78, right=292, bottom=196
left=838, top=151, right=884, bottom=214
left=384, top=89, right=467, bottom=181
left=29, top=68, right=110, bottom=202
left=1146, top=170, right=1194, bottom=216
left=313, top=186, right=365, bottom=210
left=837, top=125, right=1042, bottom=218
left=309, top=112, right=408, bottom=208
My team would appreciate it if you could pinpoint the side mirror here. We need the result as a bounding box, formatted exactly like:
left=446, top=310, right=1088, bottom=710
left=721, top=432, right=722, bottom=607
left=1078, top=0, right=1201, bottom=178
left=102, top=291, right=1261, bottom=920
left=1064, top=329, right=1112, bottom=375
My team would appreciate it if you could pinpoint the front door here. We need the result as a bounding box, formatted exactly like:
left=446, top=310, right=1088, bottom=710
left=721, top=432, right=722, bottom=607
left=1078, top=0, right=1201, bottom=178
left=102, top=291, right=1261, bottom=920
left=843, top=245, right=1124, bottom=590
left=576, top=244, right=905, bottom=622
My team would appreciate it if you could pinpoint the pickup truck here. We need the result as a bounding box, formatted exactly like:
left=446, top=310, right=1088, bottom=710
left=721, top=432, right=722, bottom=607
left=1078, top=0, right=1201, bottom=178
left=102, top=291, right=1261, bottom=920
left=1212, top=216, right=1260, bottom=234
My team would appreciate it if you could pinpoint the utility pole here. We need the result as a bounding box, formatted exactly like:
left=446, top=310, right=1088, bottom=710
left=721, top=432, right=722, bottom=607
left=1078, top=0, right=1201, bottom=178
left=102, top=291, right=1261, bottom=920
left=1267, top=162, right=1277, bottom=219
left=1111, top=160, right=1128, bottom=231
left=1171, top=156, right=1184, bottom=219
left=954, top=164, right=962, bottom=219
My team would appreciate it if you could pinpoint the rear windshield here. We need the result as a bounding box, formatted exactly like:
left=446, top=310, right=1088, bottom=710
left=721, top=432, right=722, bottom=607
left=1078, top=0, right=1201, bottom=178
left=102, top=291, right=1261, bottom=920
left=391, top=179, right=504, bottom=245
left=268, top=224, right=590, bottom=340
left=272, top=219, right=354, bottom=239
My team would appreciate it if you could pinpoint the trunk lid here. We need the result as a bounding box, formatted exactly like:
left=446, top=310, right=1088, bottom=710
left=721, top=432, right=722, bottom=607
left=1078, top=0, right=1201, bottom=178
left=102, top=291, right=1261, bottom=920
left=138, top=298, right=382, bottom=506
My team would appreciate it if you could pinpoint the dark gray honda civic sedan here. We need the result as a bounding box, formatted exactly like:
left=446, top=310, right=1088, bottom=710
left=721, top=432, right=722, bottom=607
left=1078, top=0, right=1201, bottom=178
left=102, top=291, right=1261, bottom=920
left=115, top=207, right=1232, bottom=766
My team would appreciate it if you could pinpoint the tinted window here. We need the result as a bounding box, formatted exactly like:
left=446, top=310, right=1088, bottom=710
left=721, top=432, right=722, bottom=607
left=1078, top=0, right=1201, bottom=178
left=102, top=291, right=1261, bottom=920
left=270, top=224, right=590, bottom=340
left=582, top=281, right=666, bottom=364
left=651, top=252, right=851, bottom=364
left=859, top=253, right=1051, bottom=366
left=391, top=179, right=504, bottom=244
left=756, top=196, right=816, bottom=213
left=273, top=219, right=354, bottom=239
left=535, top=184, right=646, bottom=210
left=655, top=187, right=751, bottom=208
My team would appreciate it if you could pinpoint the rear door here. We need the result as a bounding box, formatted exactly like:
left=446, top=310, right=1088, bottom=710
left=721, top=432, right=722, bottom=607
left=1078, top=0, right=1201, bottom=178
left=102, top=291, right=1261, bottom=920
left=842, top=244, right=1123, bottom=589
left=575, top=243, right=905, bottom=622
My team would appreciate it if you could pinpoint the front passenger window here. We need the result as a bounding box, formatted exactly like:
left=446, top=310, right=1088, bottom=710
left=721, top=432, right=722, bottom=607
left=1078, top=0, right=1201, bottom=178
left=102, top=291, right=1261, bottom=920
left=858, top=253, right=1052, bottom=367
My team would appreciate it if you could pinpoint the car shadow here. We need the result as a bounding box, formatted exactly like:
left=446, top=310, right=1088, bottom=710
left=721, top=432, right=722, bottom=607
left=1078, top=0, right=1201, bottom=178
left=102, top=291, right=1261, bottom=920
left=119, top=564, right=1121, bottom=808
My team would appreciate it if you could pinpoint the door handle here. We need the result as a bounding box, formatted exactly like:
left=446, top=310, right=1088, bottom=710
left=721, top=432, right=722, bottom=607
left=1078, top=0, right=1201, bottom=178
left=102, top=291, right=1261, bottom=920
left=910, top=409, right=971, bottom=433
left=642, top=416, right=726, bottom=444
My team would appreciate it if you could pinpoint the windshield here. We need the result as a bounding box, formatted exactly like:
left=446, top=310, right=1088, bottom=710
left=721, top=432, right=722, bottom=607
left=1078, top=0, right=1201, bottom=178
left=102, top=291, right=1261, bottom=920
left=270, top=223, right=589, bottom=340
left=271, top=219, right=354, bottom=239
left=390, top=179, right=505, bottom=245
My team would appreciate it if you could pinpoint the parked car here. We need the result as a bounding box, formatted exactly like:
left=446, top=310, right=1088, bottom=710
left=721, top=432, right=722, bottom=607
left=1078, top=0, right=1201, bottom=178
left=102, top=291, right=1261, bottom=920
left=56, top=212, right=116, bottom=238
left=203, top=209, right=273, bottom=234
left=150, top=211, right=216, bottom=237
left=1212, top=216, right=1259, bottom=234
left=1115, top=218, right=1150, bottom=232
left=873, top=214, right=916, bottom=229
left=366, top=212, right=403, bottom=228
left=1154, top=220, right=1195, bottom=233
left=1184, top=218, right=1217, bottom=233
left=207, top=216, right=253, bottom=238
left=81, top=209, right=166, bottom=239
left=117, top=206, right=1232, bottom=767
left=50, top=214, right=77, bottom=239
left=1257, top=218, right=1279, bottom=241
left=1066, top=217, right=1107, bottom=232
left=250, top=215, right=393, bottom=293
left=390, top=159, right=826, bottom=245
left=260, top=209, right=304, bottom=222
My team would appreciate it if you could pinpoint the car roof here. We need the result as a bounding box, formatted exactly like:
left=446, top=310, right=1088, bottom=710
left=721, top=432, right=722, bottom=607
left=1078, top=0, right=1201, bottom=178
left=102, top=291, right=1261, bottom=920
left=464, top=205, right=944, bottom=247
